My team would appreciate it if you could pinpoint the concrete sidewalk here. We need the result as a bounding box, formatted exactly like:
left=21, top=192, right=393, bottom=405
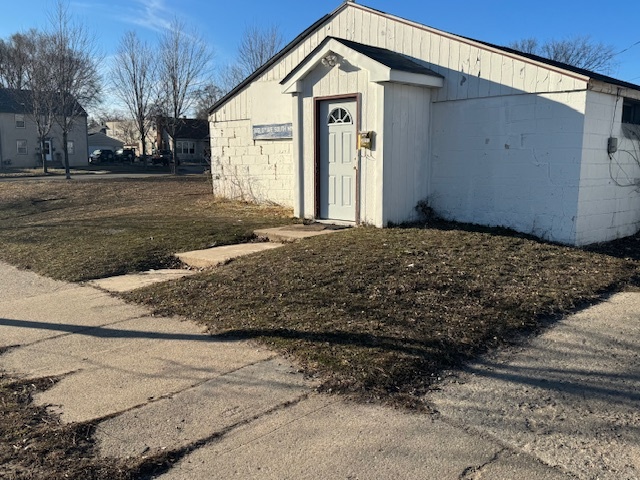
left=0, top=260, right=637, bottom=479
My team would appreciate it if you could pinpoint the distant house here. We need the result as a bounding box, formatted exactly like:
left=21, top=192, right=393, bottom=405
left=87, top=131, right=124, bottom=155
left=157, top=117, right=209, bottom=163
left=0, top=88, right=88, bottom=169
left=105, top=120, right=155, bottom=156
left=209, top=1, right=640, bottom=246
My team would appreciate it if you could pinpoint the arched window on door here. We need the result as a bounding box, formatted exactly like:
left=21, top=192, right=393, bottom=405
left=327, top=107, right=353, bottom=125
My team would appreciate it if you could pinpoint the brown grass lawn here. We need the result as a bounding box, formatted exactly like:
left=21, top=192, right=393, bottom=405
left=0, top=175, right=294, bottom=281
left=126, top=224, right=640, bottom=408
left=1, top=175, right=639, bottom=477
left=0, top=375, right=185, bottom=479
left=0, top=175, right=638, bottom=408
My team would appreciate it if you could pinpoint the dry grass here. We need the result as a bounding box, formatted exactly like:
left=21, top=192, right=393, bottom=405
left=1, top=176, right=639, bottom=479
left=0, top=374, right=183, bottom=479
left=0, top=176, right=294, bottom=281
left=126, top=225, right=640, bottom=408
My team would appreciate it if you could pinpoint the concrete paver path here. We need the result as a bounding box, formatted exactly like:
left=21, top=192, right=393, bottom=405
left=1, top=260, right=638, bottom=479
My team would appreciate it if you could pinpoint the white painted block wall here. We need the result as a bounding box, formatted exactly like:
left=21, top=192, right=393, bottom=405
left=575, top=91, right=640, bottom=245
left=210, top=119, right=294, bottom=206
left=430, top=91, right=587, bottom=244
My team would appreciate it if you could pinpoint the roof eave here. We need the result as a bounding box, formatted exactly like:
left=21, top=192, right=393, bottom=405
left=282, top=37, right=444, bottom=93
left=209, top=4, right=351, bottom=116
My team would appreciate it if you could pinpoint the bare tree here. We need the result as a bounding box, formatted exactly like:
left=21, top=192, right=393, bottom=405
left=157, top=18, right=211, bottom=172
left=217, top=24, right=284, bottom=94
left=19, top=32, right=58, bottom=174
left=0, top=31, right=36, bottom=89
left=238, top=24, right=283, bottom=75
left=509, top=35, right=617, bottom=74
left=194, top=82, right=223, bottom=119
left=111, top=31, right=156, bottom=159
left=509, top=38, right=539, bottom=55
left=49, top=1, right=101, bottom=179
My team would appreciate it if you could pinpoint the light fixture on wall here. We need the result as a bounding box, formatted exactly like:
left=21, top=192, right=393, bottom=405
left=321, top=54, right=339, bottom=68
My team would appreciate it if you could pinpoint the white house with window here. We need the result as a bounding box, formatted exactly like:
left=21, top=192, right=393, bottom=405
left=0, top=89, right=89, bottom=169
left=209, top=1, right=640, bottom=246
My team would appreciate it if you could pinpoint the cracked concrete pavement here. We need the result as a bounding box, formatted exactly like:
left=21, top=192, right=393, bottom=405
left=0, top=260, right=638, bottom=479
left=430, top=291, right=640, bottom=480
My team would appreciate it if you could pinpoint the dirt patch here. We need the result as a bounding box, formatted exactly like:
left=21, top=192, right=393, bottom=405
left=0, top=373, right=186, bottom=479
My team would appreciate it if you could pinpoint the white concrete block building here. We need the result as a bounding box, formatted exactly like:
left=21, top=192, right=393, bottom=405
left=209, top=1, right=640, bottom=246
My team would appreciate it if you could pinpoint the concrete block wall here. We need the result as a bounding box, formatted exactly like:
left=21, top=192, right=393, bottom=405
left=210, top=119, right=294, bottom=206
left=575, top=91, right=640, bottom=245
left=430, top=91, right=587, bottom=244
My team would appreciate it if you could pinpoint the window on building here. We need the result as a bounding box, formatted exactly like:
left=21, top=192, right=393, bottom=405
left=17, top=140, right=27, bottom=155
left=15, top=114, right=25, bottom=128
left=622, top=99, right=640, bottom=125
left=328, top=107, right=353, bottom=125
left=67, top=141, right=75, bottom=155
left=177, top=141, right=195, bottom=155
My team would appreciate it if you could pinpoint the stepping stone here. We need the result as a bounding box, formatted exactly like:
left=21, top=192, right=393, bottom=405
left=255, top=224, right=350, bottom=243
left=176, top=243, right=284, bottom=269
left=88, top=269, right=196, bottom=293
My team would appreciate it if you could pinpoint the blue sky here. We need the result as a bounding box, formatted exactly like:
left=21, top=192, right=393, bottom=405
left=1, top=0, right=639, bottom=86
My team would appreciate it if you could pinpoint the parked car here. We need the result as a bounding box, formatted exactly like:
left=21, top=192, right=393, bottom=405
left=151, top=149, right=178, bottom=166
left=114, top=148, right=136, bottom=163
left=88, top=149, right=114, bottom=164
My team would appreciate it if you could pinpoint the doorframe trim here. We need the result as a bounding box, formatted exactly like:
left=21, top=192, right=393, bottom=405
left=313, top=93, right=361, bottom=223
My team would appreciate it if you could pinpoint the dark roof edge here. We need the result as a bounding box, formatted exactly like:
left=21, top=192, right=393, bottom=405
left=353, top=3, right=640, bottom=93
left=209, top=6, right=347, bottom=115
left=211, top=1, right=640, bottom=116
left=469, top=39, right=640, bottom=92
left=280, top=36, right=444, bottom=86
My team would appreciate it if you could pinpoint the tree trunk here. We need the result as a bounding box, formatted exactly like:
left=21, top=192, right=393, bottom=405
left=62, top=130, right=71, bottom=180
left=141, top=131, right=147, bottom=169
left=40, top=138, right=48, bottom=174
left=170, top=136, right=177, bottom=175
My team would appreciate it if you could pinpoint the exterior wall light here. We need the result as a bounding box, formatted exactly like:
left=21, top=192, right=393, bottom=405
left=321, top=54, right=339, bottom=67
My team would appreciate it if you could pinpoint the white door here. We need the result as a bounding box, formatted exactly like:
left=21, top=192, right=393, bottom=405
left=319, top=99, right=357, bottom=222
left=44, top=141, right=52, bottom=162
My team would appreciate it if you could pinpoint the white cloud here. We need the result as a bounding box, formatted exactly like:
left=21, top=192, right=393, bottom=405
left=124, top=0, right=173, bottom=33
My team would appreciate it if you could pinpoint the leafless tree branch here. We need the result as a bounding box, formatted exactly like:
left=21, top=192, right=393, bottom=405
left=509, top=35, right=617, bottom=74
left=156, top=18, right=211, bottom=172
left=111, top=31, right=156, bottom=157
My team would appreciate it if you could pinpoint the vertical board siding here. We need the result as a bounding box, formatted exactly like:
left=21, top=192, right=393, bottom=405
left=383, top=83, right=431, bottom=224
left=213, top=4, right=588, bottom=123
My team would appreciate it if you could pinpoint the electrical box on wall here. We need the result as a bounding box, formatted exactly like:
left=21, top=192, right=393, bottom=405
left=358, top=131, right=374, bottom=150
left=608, top=137, right=618, bottom=154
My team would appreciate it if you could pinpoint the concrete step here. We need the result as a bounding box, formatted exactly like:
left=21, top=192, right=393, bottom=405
left=176, top=242, right=284, bottom=269
left=87, top=269, right=197, bottom=293
left=255, top=223, right=350, bottom=243
left=84, top=224, right=350, bottom=294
